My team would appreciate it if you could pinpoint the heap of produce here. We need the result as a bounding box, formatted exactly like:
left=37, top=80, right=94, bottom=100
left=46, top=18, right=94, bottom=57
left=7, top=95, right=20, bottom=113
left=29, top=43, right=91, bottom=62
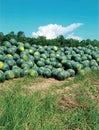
left=0, top=38, right=99, bottom=82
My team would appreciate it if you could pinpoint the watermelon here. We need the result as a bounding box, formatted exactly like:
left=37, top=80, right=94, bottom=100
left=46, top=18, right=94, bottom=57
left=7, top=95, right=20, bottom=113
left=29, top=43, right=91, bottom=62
left=56, top=71, right=66, bottom=80
left=43, top=69, right=51, bottom=78
left=5, top=70, right=15, bottom=80
left=17, top=45, right=24, bottom=52
left=2, top=63, right=10, bottom=72
left=0, top=38, right=99, bottom=82
left=0, top=70, right=5, bottom=82
left=13, top=69, right=21, bottom=78
left=9, top=38, right=17, bottom=45
left=0, top=61, right=4, bottom=69
left=2, top=41, right=11, bottom=48
left=67, top=69, right=75, bottom=76
left=37, top=61, right=45, bottom=67
left=29, top=69, right=38, bottom=77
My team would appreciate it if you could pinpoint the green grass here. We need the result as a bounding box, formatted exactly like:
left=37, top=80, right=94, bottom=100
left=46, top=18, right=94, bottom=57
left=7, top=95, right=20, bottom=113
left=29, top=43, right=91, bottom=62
left=0, top=70, right=99, bottom=130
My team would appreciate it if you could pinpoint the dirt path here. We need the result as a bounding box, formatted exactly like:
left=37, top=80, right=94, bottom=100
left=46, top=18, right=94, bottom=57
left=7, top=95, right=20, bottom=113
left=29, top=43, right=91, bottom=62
left=23, top=78, right=73, bottom=91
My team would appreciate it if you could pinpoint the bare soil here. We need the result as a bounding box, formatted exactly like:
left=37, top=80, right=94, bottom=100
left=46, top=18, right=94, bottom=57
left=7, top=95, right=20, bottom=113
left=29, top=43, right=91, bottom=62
left=23, top=78, right=72, bottom=91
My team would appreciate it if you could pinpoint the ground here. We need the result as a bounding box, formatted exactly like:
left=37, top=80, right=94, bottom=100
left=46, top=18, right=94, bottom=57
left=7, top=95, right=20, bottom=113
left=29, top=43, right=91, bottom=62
left=0, top=70, right=99, bottom=130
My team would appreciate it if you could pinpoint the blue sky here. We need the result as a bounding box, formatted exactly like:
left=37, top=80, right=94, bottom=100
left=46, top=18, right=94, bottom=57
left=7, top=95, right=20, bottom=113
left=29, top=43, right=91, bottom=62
left=0, top=0, right=99, bottom=40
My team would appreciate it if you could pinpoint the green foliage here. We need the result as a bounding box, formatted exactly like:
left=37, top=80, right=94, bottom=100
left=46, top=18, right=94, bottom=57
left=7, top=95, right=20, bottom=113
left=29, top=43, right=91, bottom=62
left=0, top=32, right=99, bottom=47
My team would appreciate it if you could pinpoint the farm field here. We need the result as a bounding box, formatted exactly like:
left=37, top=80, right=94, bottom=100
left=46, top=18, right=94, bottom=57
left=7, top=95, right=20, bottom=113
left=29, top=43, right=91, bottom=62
left=0, top=38, right=99, bottom=130
left=0, top=0, right=99, bottom=129
left=0, top=70, right=99, bottom=130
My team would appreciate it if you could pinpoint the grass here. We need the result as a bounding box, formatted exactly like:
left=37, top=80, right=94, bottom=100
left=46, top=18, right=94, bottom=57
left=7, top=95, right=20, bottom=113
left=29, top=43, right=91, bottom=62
left=0, top=70, right=99, bottom=130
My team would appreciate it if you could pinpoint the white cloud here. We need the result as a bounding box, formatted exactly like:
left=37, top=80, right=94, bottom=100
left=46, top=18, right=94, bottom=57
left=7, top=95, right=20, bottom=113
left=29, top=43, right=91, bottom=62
left=66, top=33, right=83, bottom=41
left=32, top=23, right=83, bottom=39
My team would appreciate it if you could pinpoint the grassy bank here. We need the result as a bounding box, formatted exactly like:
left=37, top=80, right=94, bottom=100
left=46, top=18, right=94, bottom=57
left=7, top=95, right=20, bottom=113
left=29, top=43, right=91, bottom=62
left=0, top=70, right=99, bottom=130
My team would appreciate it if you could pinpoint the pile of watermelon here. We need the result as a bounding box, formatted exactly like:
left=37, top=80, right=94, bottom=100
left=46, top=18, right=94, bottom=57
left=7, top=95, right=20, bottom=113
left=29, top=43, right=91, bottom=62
left=0, top=38, right=99, bottom=82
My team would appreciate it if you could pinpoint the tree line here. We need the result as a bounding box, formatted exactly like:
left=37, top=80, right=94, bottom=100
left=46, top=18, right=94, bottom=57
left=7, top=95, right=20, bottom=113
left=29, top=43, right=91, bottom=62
left=0, top=31, right=99, bottom=47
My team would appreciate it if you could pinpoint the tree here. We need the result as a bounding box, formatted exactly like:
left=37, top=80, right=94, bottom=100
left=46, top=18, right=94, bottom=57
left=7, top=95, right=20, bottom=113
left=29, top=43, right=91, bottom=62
left=56, top=35, right=65, bottom=46
left=0, top=32, right=4, bottom=44
left=7, top=31, right=16, bottom=38
left=37, top=36, right=47, bottom=45
left=17, top=31, right=25, bottom=42
left=85, top=39, right=91, bottom=45
left=0, top=32, right=4, bottom=37
left=92, top=39, right=99, bottom=47
left=17, top=31, right=25, bottom=38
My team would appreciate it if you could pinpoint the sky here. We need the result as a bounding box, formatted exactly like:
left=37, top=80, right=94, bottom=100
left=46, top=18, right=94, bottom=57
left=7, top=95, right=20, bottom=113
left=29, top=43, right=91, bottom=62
left=0, top=0, right=99, bottom=40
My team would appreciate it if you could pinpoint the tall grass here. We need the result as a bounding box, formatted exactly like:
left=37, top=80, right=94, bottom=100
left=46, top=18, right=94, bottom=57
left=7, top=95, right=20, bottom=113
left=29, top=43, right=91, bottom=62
left=0, top=70, right=99, bottom=130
